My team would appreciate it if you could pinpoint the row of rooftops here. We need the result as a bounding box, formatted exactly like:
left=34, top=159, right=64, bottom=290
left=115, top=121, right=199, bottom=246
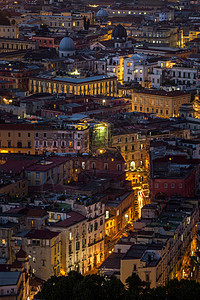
left=100, top=198, right=197, bottom=270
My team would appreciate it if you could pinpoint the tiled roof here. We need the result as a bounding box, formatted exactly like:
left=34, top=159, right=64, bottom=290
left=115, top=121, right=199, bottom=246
left=26, top=156, right=69, bottom=172
left=99, top=252, right=124, bottom=270
left=27, top=208, right=47, bottom=218
left=53, top=211, right=86, bottom=228
left=0, top=159, right=40, bottom=175
left=0, top=124, right=34, bottom=130
left=25, top=229, right=59, bottom=240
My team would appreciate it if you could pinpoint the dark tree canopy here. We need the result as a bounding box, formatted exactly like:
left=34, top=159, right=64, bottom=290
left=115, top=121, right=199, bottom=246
left=0, top=10, right=10, bottom=25
left=35, top=271, right=200, bottom=300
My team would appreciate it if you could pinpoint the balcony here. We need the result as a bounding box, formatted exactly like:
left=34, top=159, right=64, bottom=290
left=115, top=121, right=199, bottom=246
left=88, top=237, right=103, bottom=247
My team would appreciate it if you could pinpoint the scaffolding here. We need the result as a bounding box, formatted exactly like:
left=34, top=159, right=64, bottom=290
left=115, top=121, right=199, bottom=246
left=89, top=122, right=112, bottom=151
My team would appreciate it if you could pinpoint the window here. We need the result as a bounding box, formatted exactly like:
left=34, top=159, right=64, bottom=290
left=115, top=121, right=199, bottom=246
left=76, top=241, right=80, bottom=251
left=132, top=145, right=134, bottom=150
left=155, top=183, right=159, bottom=188
left=164, top=183, right=168, bottom=188
left=117, top=164, right=121, bottom=171
left=92, top=162, right=96, bottom=169
left=18, top=133, right=21, bottom=137
left=105, top=210, right=109, bottom=219
left=44, top=133, right=47, bottom=138
left=42, top=259, right=46, bottom=266
left=104, top=163, right=108, bottom=170
left=17, top=141, right=22, bottom=148
left=36, top=132, right=38, bottom=137
left=171, top=183, right=175, bottom=188
left=179, top=183, right=183, bottom=188
left=36, top=181, right=40, bottom=186
left=145, top=273, right=150, bottom=282
left=36, top=172, right=40, bottom=179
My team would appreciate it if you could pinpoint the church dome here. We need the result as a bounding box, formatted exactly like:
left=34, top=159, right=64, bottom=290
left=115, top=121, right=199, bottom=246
left=59, top=37, right=75, bottom=52
left=112, top=24, right=127, bottom=39
left=96, top=8, right=108, bottom=18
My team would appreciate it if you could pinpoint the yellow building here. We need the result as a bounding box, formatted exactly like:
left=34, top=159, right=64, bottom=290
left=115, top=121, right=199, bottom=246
left=183, top=30, right=200, bottom=46
left=0, top=123, right=90, bottom=155
left=0, top=178, right=28, bottom=197
left=49, top=211, right=88, bottom=275
left=0, top=38, right=37, bottom=53
left=0, top=124, right=35, bottom=155
left=29, top=74, right=117, bottom=97
left=127, top=25, right=183, bottom=48
left=23, top=229, right=61, bottom=281
left=0, top=25, right=19, bottom=39
left=25, top=156, right=72, bottom=187
left=112, top=131, right=148, bottom=171
left=132, top=90, right=191, bottom=118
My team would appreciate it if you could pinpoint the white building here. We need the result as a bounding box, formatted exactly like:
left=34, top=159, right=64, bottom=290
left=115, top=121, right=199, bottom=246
left=124, top=54, right=157, bottom=84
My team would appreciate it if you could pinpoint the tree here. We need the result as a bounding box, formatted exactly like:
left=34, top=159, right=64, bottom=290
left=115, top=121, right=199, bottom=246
left=125, top=272, right=150, bottom=300
left=83, top=17, right=90, bottom=31
left=0, top=10, right=10, bottom=25
left=102, top=276, right=127, bottom=300
left=35, top=272, right=200, bottom=300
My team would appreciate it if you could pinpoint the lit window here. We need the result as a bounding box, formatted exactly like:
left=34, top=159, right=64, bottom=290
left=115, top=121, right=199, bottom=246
left=105, top=211, right=109, bottom=219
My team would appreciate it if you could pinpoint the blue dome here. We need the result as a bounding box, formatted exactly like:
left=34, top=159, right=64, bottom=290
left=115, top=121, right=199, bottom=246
left=59, top=37, right=75, bottom=52
left=96, top=8, right=108, bottom=18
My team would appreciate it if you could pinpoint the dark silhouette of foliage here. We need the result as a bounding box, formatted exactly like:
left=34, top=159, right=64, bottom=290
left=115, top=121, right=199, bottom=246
left=0, top=10, right=10, bottom=25
left=35, top=271, right=200, bottom=300
left=83, top=16, right=90, bottom=31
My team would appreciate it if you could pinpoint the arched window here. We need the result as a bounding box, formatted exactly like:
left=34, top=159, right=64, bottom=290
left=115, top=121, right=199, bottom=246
left=130, top=161, right=135, bottom=171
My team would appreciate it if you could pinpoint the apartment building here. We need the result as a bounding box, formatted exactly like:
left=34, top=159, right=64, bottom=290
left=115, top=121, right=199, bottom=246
left=0, top=123, right=90, bottom=155
left=50, top=211, right=88, bottom=275
left=123, top=54, right=158, bottom=84
left=40, top=12, right=83, bottom=33
left=25, top=156, right=72, bottom=187
left=0, top=38, right=37, bottom=53
left=0, top=25, right=19, bottom=39
left=150, top=155, right=199, bottom=200
left=0, top=175, right=28, bottom=197
left=22, top=229, right=61, bottom=281
left=127, top=25, right=183, bottom=48
left=104, top=191, right=134, bottom=238
left=132, top=90, right=191, bottom=118
left=0, top=271, right=24, bottom=299
left=167, top=65, right=198, bottom=89
left=112, top=130, right=148, bottom=170
left=107, top=54, right=129, bottom=83
left=34, top=123, right=90, bottom=154
left=63, top=196, right=105, bottom=272
left=120, top=199, right=199, bottom=288
left=0, top=62, right=40, bottom=91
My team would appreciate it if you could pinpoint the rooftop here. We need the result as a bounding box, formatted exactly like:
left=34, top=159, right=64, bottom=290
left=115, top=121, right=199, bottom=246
left=0, top=271, right=21, bottom=287
left=25, top=229, right=59, bottom=240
